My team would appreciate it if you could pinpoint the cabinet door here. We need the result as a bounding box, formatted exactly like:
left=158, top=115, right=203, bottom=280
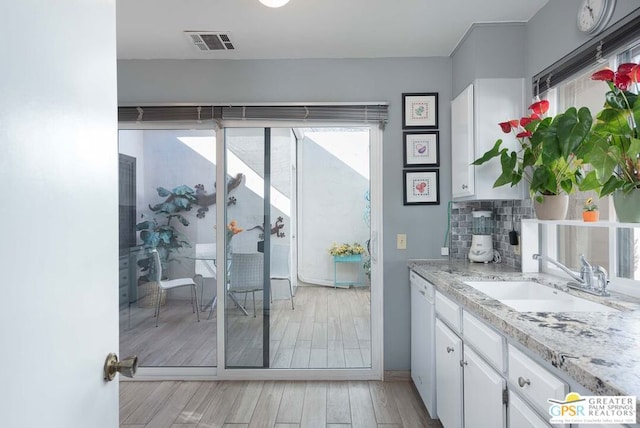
left=411, top=284, right=430, bottom=406
left=451, top=84, right=475, bottom=199
left=463, top=347, right=506, bottom=428
left=435, top=318, right=463, bottom=428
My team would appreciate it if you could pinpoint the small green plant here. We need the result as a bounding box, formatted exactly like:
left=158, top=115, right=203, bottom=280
left=583, top=197, right=598, bottom=212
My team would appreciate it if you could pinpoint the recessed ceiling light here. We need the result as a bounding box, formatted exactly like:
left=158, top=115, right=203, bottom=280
left=258, top=0, right=290, bottom=8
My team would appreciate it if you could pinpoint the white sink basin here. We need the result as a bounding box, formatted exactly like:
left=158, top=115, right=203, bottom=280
left=464, top=280, right=618, bottom=312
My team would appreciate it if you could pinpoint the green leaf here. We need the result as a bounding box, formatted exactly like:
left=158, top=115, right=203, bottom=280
left=600, top=175, right=624, bottom=196
left=595, top=108, right=632, bottom=136
left=156, top=187, right=171, bottom=197
left=578, top=171, right=601, bottom=191
left=173, top=196, right=192, bottom=210
left=172, top=184, right=195, bottom=196
left=626, top=137, right=640, bottom=158
left=472, top=140, right=503, bottom=165
left=605, top=91, right=627, bottom=110
left=530, top=166, right=554, bottom=194
left=560, top=179, right=573, bottom=194
left=136, top=220, right=153, bottom=231
left=556, top=107, right=592, bottom=158
left=493, top=151, right=518, bottom=187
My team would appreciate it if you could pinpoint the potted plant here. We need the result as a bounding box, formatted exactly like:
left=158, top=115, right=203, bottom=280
left=582, top=197, right=599, bottom=222
left=473, top=100, right=592, bottom=220
left=579, top=63, right=640, bottom=222
left=328, top=242, right=365, bottom=260
left=136, top=185, right=196, bottom=306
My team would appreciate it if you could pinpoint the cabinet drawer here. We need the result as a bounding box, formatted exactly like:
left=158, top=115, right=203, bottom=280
left=509, top=391, right=553, bottom=428
left=119, top=269, right=130, bottom=285
left=463, top=311, right=505, bottom=372
left=508, top=344, right=567, bottom=416
left=435, top=291, right=461, bottom=333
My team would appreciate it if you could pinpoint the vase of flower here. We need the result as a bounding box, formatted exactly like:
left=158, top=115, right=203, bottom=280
left=582, top=197, right=599, bottom=222
left=473, top=99, right=591, bottom=221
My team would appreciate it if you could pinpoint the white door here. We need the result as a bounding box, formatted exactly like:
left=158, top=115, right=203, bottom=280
left=463, top=347, right=506, bottom=428
left=0, top=1, right=119, bottom=427
left=451, top=84, right=475, bottom=199
left=435, top=319, right=464, bottom=428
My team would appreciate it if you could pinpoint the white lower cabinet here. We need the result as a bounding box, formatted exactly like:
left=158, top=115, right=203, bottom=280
left=509, top=391, right=552, bottom=428
left=435, top=318, right=464, bottom=428
left=463, top=347, right=506, bottom=428
left=435, top=318, right=506, bottom=428
left=428, top=288, right=571, bottom=428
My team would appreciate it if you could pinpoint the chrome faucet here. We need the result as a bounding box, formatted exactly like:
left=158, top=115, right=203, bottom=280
left=532, top=254, right=609, bottom=296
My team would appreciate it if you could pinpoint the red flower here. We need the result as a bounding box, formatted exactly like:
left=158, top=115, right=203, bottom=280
left=614, top=72, right=632, bottom=91
left=528, top=100, right=549, bottom=115
left=617, top=63, right=636, bottom=75
left=520, top=116, right=533, bottom=127
left=591, top=68, right=615, bottom=82
left=499, top=121, right=513, bottom=133
left=529, top=113, right=540, bottom=120
left=516, top=130, right=532, bottom=138
left=630, top=65, right=640, bottom=83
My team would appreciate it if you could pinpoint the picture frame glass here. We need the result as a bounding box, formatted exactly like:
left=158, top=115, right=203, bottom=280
left=403, top=93, right=438, bottom=128
left=404, top=131, right=438, bottom=166
left=404, top=170, right=439, bottom=205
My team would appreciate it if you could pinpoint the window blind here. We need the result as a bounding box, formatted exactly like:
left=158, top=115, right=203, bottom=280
left=118, top=104, right=389, bottom=126
left=532, top=7, right=640, bottom=95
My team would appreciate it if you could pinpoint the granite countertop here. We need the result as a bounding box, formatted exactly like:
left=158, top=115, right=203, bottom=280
left=409, top=259, right=640, bottom=421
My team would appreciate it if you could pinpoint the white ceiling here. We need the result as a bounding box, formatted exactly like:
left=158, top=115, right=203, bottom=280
left=116, top=0, right=549, bottom=60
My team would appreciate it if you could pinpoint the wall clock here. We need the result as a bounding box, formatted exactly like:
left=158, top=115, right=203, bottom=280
left=577, top=0, right=616, bottom=35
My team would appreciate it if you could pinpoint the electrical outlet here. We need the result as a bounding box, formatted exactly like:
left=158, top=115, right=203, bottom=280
left=397, top=234, right=407, bottom=250
left=441, top=247, right=449, bottom=256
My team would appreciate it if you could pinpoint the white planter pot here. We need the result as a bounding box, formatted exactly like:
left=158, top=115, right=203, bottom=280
left=533, top=194, right=569, bottom=220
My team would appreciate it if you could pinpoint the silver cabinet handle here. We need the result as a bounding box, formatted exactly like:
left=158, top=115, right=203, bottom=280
left=462, top=184, right=468, bottom=189
left=518, top=377, right=531, bottom=387
left=446, top=346, right=454, bottom=353
left=460, top=360, right=468, bottom=367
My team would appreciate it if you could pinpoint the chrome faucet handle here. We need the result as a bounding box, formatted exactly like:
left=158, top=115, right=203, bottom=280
left=579, top=254, right=592, bottom=268
left=593, top=265, right=610, bottom=296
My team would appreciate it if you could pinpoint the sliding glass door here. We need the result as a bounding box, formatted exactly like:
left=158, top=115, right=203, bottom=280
left=222, top=126, right=373, bottom=370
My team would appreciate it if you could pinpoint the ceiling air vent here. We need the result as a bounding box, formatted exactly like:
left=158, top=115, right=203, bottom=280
left=185, top=32, right=235, bottom=51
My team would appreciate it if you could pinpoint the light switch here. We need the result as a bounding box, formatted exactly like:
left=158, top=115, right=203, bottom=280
left=397, top=234, right=407, bottom=250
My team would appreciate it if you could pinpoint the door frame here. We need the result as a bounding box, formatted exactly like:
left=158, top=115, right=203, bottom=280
left=118, top=119, right=384, bottom=381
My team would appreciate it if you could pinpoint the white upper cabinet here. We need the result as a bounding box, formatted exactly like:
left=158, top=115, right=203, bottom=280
left=451, top=78, right=526, bottom=201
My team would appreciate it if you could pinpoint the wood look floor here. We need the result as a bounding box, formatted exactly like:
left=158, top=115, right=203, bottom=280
left=120, top=285, right=370, bottom=368
left=120, top=380, right=443, bottom=428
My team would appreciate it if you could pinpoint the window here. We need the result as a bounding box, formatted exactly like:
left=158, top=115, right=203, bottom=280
left=550, top=43, right=640, bottom=294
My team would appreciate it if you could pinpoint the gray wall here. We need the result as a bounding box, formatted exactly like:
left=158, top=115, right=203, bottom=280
left=118, top=57, right=453, bottom=370
left=452, top=23, right=527, bottom=97
left=526, top=0, right=640, bottom=87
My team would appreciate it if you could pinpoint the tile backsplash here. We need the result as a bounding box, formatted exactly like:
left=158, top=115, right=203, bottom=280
left=450, top=199, right=533, bottom=269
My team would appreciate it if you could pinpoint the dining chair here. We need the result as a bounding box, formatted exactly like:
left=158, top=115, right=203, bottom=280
left=151, top=248, right=200, bottom=327
left=228, top=252, right=264, bottom=317
left=194, top=243, right=217, bottom=319
left=270, top=243, right=295, bottom=309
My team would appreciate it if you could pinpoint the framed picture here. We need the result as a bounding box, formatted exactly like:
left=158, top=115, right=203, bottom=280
left=403, top=169, right=440, bottom=205
left=402, top=92, right=438, bottom=129
left=403, top=131, right=439, bottom=167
